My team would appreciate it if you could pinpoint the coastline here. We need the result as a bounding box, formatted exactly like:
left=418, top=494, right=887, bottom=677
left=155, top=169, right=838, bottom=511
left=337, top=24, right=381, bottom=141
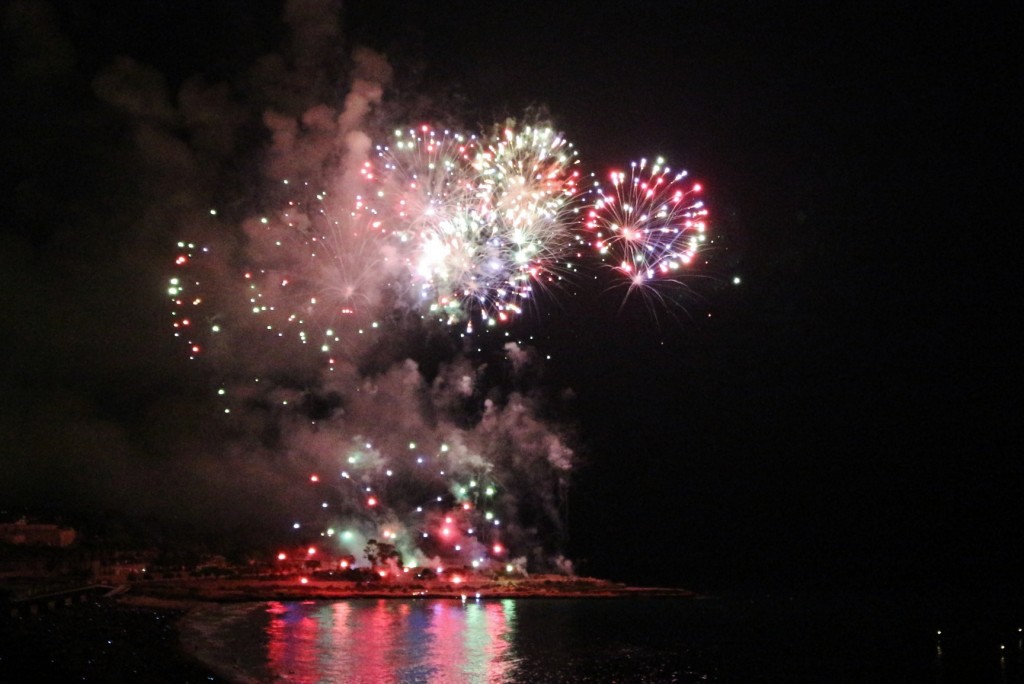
left=151, top=576, right=699, bottom=684
left=119, top=574, right=698, bottom=604
left=1, top=577, right=696, bottom=682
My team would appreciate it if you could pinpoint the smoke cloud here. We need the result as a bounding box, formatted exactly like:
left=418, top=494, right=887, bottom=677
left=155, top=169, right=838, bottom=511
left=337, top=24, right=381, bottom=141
left=0, top=1, right=574, bottom=571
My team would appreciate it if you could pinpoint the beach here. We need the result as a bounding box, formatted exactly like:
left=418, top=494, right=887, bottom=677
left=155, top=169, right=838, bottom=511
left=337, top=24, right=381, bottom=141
left=0, top=595, right=224, bottom=682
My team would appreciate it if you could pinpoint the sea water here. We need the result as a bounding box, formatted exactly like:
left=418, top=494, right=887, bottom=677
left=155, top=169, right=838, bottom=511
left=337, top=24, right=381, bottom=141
left=180, top=595, right=1023, bottom=683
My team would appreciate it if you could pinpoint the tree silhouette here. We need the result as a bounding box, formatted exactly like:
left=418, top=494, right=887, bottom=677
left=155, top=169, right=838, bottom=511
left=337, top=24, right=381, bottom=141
left=363, top=539, right=402, bottom=568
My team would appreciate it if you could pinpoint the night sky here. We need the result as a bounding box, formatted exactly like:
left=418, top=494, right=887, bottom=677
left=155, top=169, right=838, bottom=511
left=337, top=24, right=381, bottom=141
left=1, top=1, right=1019, bottom=599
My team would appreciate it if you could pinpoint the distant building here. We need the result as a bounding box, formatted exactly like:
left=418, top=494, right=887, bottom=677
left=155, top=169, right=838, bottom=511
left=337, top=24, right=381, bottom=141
left=0, top=519, right=77, bottom=547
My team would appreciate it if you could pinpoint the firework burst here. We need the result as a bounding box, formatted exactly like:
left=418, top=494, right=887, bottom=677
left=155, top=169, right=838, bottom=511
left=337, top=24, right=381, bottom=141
left=583, top=157, right=708, bottom=291
left=373, top=122, right=583, bottom=329
left=371, top=125, right=491, bottom=325
left=473, top=123, right=584, bottom=316
left=169, top=120, right=590, bottom=362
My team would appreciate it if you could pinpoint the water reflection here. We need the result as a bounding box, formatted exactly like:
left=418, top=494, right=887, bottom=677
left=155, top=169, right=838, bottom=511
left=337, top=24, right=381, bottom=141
left=263, top=598, right=516, bottom=683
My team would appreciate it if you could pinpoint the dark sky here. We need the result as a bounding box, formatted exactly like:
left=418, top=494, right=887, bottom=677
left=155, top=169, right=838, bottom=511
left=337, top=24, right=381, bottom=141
left=1, top=1, right=1019, bottom=597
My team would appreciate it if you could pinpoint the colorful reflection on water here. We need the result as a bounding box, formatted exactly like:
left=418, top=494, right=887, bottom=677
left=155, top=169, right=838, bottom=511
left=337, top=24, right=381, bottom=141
left=186, top=596, right=1003, bottom=682
left=262, top=598, right=516, bottom=683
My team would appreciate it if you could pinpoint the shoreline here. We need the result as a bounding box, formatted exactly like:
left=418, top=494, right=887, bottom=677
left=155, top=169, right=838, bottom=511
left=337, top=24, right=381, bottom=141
left=1, top=577, right=696, bottom=681
left=118, top=574, right=698, bottom=605
left=154, top=576, right=699, bottom=684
